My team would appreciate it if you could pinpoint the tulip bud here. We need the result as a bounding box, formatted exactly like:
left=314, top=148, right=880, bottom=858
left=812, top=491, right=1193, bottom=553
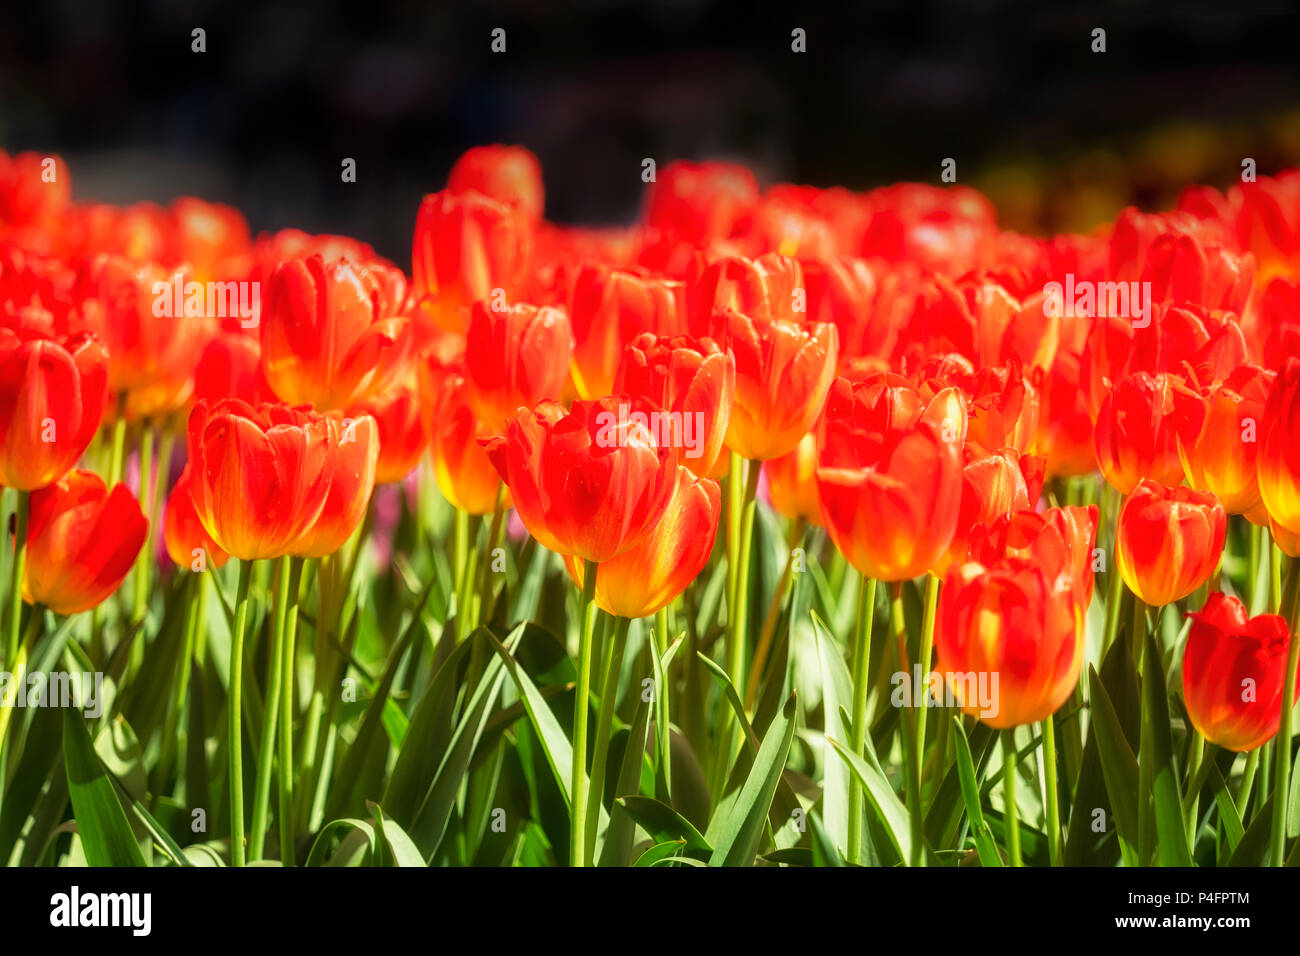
left=447, top=144, right=545, bottom=223
left=1115, top=478, right=1226, bottom=607
left=1183, top=592, right=1299, bottom=752
left=418, top=356, right=508, bottom=515
left=464, top=300, right=573, bottom=432
left=1094, top=371, right=1194, bottom=495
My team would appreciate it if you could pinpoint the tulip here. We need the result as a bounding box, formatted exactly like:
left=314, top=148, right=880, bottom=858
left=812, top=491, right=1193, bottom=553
left=23, top=469, right=147, bottom=615
left=932, top=446, right=1041, bottom=578
left=464, top=300, right=573, bottom=431
left=418, top=357, right=508, bottom=515
left=0, top=315, right=108, bottom=491
left=568, top=264, right=686, bottom=398
left=1115, top=479, right=1226, bottom=607
left=764, top=432, right=822, bottom=526
left=185, top=400, right=333, bottom=560
left=349, top=384, right=425, bottom=485
left=613, top=332, right=734, bottom=477
left=724, top=308, right=838, bottom=461
left=166, top=198, right=251, bottom=282
left=447, top=144, right=545, bottom=223
left=163, top=465, right=230, bottom=571
left=411, top=189, right=533, bottom=333
left=687, top=252, right=804, bottom=336
left=1174, top=363, right=1274, bottom=523
left=260, top=255, right=412, bottom=410
left=289, top=413, right=379, bottom=558
left=816, top=375, right=963, bottom=581
left=644, top=160, right=759, bottom=245
left=1094, top=371, right=1194, bottom=495
left=192, top=331, right=277, bottom=407
left=1258, top=357, right=1300, bottom=535
left=935, top=554, right=1082, bottom=728
left=564, top=464, right=720, bottom=618
left=483, top=396, right=678, bottom=563
left=1037, top=350, right=1097, bottom=478
left=968, top=505, right=1100, bottom=613
left=1183, top=592, right=1299, bottom=752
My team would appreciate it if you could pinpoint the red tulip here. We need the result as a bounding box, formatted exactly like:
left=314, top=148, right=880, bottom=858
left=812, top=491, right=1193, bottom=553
left=349, top=383, right=425, bottom=485
left=185, top=400, right=333, bottom=560
left=764, top=432, right=822, bottom=526
left=0, top=313, right=108, bottom=490
left=932, top=446, right=1041, bottom=578
left=613, top=332, right=734, bottom=477
left=1183, top=592, right=1299, bottom=752
left=289, top=413, right=379, bottom=558
left=1115, top=479, right=1226, bottom=607
left=447, top=145, right=545, bottom=223
left=192, top=330, right=277, bottom=407
left=24, top=469, right=147, bottom=615
left=418, top=357, right=508, bottom=515
left=1258, top=357, right=1300, bottom=535
left=644, top=160, right=759, bottom=245
left=968, top=505, right=1100, bottom=613
left=260, top=255, right=411, bottom=410
left=687, top=252, right=804, bottom=336
left=564, top=464, right=720, bottom=618
left=1094, top=371, right=1195, bottom=495
left=464, top=299, right=573, bottom=431
left=483, top=396, right=678, bottom=562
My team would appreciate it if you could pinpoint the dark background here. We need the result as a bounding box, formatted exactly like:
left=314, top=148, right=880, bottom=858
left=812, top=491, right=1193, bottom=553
left=3, top=0, right=1299, bottom=263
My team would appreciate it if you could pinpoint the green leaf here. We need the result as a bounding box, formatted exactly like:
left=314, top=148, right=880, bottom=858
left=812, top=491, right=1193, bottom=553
left=951, top=717, right=1002, bottom=867
left=634, top=840, right=688, bottom=867
left=810, top=610, right=852, bottom=858
left=1141, top=628, right=1192, bottom=866
left=708, top=692, right=798, bottom=867
left=1086, top=665, right=1140, bottom=866
left=616, top=796, right=711, bottom=857
left=304, top=818, right=376, bottom=867
left=826, top=735, right=912, bottom=864
left=598, top=696, right=653, bottom=867
left=367, top=802, right=427, bottom=867
left=1206, top=762, right=1244, bottom=853
left=62, top=708, right=146, bottom=867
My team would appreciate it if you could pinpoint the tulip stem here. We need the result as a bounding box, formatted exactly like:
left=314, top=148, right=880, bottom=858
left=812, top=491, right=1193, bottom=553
left=453, top=508, right=471, bottom=640
left=4, top=489, right=29, bottom=671
left=228, top=558, right=254, bottom=867
left=131, top=422, right=155, bottom=625
left=1003, top=730, right=1021, bottom=866
left=1269, top=556, right=1300, bottom=866
left=726, top=458, right=762, bottom=690
left=279, top=557, right=305, bottom=865
left=914, top=574, right=940, bottom=797
left=846, top=574, right=877, bottom=865
left=1042, top=716, right=1062, bottom=866
left=107, top=392, right=128, bottom=486
left=475, top=484, right=507, bottom=621
left=584, top=615, right=629, bottom=864
left=1236, top=748, right=1260, bottom=819
left=570, top=559, right=599, bottom=867
left=744, top=517, right=806, bottom=709
left=891, top=582, right=924, bottom=866
left=250, top=556, right=290, bottom=860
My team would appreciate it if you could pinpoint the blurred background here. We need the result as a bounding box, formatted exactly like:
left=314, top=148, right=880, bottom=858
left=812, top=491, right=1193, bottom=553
left=3, top=0, right=1300, bottom=263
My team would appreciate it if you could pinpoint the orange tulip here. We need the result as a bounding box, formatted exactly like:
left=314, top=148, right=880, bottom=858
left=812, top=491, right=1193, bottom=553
left=613, top=332, right=734, bottom=477
left=349, top=384, right=425, bottom=485
left=764, top=432, right=822, bottom=526
left=568, top=264, right=686, bottom=398
left=186, top=400, right=333, bottom=560
left=464, top=300, right=573, bottom=431
left=1183, top=592, right=1299, bottom=752
left=418, top=357, right=507, bottom=515
left=260, top=255, right=411, bottom=410
left=968, top=505, right=1100, bottom=613
left=411, top=189, right=533, bottom=333
left=1037, top=349, right=1097, bottom=478
left=563, top=464, right=720, bottom=618
left=192, top=330, right=277, bottom=407
left=1174, top=363, right=1274, bottom=523
left=687, top=252, right=804, bottom=335
left=932, top=446, right=1042, bottom=578
left=289, top=413, right=379, bottom=558
left=483, top=396, right=678, bottom=563
left=0, top=313, right=108, bottom=491
left=644, top=160, right=759, bottom=245
left=935, top=554, right=1082, bottom=728
left=1258, top=357, right=1300, bottom=535
left=1094, top=371, right=1194, bottom=495
left=163, top=464, right=230, bottom=571
left=723, top=308, right=838, bottom=461
left=447, top=144, right=544, bottom=223
left=24, top=469, right=147, bottom=615
left=816, top=375, right=963, bottom=581
left=1115, top=479, right=1226, bottom=606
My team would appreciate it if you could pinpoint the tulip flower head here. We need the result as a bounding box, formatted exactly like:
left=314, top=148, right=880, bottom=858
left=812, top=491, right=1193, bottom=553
left=1115, top=478, right=1226, bottom=607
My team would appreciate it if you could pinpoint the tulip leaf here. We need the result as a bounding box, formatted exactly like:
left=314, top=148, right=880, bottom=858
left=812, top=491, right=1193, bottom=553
left=304, top=818, right=377, bottom=867
left=1227, top=795, right=1275, bottom=866
left=598, top=695, right=653, bottom=867
left=62, top=708, right=147, bottom=867
left=951, top=717, right=1002, bottom=867
left=634, top=840, right=689, bottom=867
left=1141, top=628, right=1192, bottom=866
left=1086, top=665, right=1140, bottom=866
left=615, top=796, right=711, bottom=858
left=708, top=692, right=798, bottom=867
left=827, top=733, right=913, bottom=864
left=810, top=609, right=853, bottom=858
left=1206, top=761, right=1244, bottom=853
left=367, top=802, right=427, bottom=867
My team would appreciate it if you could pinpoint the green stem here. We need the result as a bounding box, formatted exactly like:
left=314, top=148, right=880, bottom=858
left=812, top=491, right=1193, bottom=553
left=891, top=582, right=924, bottom=866
left=228, top=559, right=255, bottom=867
left=1003, top=730, right=1021, bottom=866
left=570, top=559, right=599, bottom=867
left=475, top=483, right=506, bottom=620
left=846, top=574, right=877, bottom=865
left=726, top=459, right=762, bottom=691
left=1249, top=522, right=1263, bottom=614
left=5, top=490, right=29, bottom=670
left=744, top=517, right=805, bottom=709
left=584, top=615, right=629, bottom=863
left=279, top=557, right=305, bottom=865
left=131, top=422, right=155, bottom=623
left=453, top=508, right=470, bottom=640
left=1236, top=748, right=1260, bottom=819
left=107, top=393, right=128, bottom=486
left=1183, top=738, right=1215, bottom=844
left=1268, top=556, right=1300, bottom=866
left=249, top=556, right=290, bottom=861
left=1042, top=715, right=1062, bottom=866
left=914, top=574, right=939, bottom=796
